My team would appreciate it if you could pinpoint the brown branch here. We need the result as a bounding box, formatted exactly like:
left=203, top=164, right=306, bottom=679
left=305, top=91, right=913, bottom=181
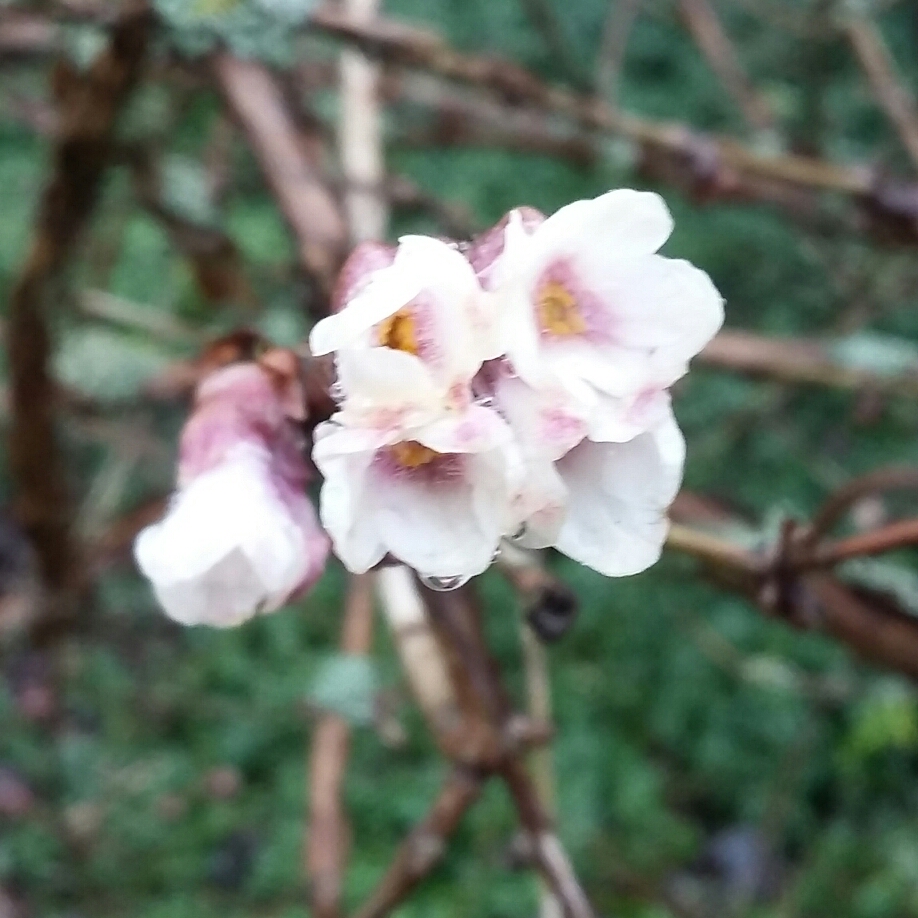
left=212, top=53, right=348, bottom=294
left=307, top=5, right=918, bottom=245
left=125, top=147, right=258, bottom=307
left=518, top=0, right=589, bottom=89
left=697, top=328, right=918, bottom=394
left=375, top=566, right=464, bottom=755
left=307, top=573, right=375, bottom=918
left=668, top=493, right=918, bottom=681
left=677, top=0, right=776, bottom=135
left=501, top=758, right=596, bottom=918
left=811, top=518, right=918, bottom=568
left=5, top=2, right=151, bottom=644
left=802, top=465, right=918, bottom=549
left=339, top=0, right=387, bottom=243
left=349, top=766, right=485, bottom=918
left=595, top=0, right=642, bottom=105
left=843, top=13, right=918, bottom=173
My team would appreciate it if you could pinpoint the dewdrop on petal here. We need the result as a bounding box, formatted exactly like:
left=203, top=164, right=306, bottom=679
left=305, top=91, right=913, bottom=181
left=134, top=359, right=328, bottom=627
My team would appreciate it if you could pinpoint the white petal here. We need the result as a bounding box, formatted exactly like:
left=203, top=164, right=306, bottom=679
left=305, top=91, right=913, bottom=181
left=394, top=236, right=493, bottom=384
left=134, top=444, right=307, bottom=626
left=509, top=458, right=568, bottom=549
left=309, top=260, right=424, bottom=355
left=568, top=254, right=724, bottom=391
left=363, top=444, right=517, bottom=579
left=554, top=412, right=685, bottom=576
left=531, top=189, right=674, bottom=264
left=587, top=388, right=673, bottom=443
left=317, top=448, right=386, bottom=574
left=334, top=348, right=444, bottom=428
left=414, top=405, right=513, bottom=455
left=495, top=373, right=587, bottom=461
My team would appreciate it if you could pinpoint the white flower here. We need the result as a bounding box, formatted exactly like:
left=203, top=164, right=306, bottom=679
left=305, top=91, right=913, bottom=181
left=134, top=360, right=328, bottom=627
left=135, top=442, right=328, bottom=627
left=478, top=189, right=724, bottom=441
left=313, top=350, right=520, bottom=580
left=310, top=235, right=499, bottom=403
left=553, top=410, right=686, bottom=576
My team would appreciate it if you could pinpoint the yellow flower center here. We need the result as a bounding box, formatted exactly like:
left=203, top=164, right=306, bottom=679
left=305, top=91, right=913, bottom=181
left=377, top=309, right=419, bottom=355
left=390, top=440, right=439, bottom=468
left=537, top=281, right=585, bottom=336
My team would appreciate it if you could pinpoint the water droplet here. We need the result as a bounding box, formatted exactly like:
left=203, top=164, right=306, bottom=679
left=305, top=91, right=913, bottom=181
left=509, top=523, right=529, bottom=543
left=475, top=395, right=495, bottom=409
left=420, top=574, right=470, bottom=592
left=329, top=381, right=345, bottom=403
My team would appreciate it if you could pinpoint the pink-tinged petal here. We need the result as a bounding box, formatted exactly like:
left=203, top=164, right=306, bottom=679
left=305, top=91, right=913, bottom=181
left=309, top=259, right=425, bottom=355
left=334, top=348, right=444, bottom=430
left=531, top=189, right=674, bottom=264
left=586, top=388, right=673, bottom=443
left=284, top=492, right=331, bottom=600
left=414, top=405, right=513, bottom=455
left=135, top=443, right=320, bottom=627
left=368, top=453, right=502, bottom=579
left=570, top=254, right=724, bottom=386
left=554, top=411, right=685, bottom=577
left=331, top=241, right=396, bottom=314
left=494, top=372, right=587, bottom=461
left=316, top=446, right=387, bottom=574
left=507, top=458, right=568, bottom=549
left=391, top=235, right=493, bottom=382
left=180, top=363, right=287, bottom=482
left=466, top=206, right=546, bottom=290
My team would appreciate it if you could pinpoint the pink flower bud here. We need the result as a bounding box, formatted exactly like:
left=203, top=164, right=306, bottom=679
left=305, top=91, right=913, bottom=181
left=135, top=360, right=329, bottom=627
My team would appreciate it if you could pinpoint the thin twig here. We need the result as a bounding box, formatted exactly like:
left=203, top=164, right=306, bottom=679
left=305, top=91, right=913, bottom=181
left=349, top=766, right=485, bottom=918
left=677, top=0, right=776, bottom=135
left=811, top=518, right=918, bottom=568
left=212, top=53, right=348, bottom=294
left=5, top=1, right=151, bottom=644
left=307, top=573, right=376, bottom=918
left=843, top=12, right=918, bottom=172
left=375, top=565, right=463, bottom=753
left=802, top=465, right=918, bottom=549
left=339, top=0, right=387, bottom=243
left=306, top=6, right=862, bottom=190
left=595, top=0, right=642, bottom=105
left=519, top=0, right=589, bottom=89
left=697, top=328, right=918, bottom=394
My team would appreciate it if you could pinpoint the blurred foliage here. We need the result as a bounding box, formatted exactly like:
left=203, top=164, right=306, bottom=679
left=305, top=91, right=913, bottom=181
left=2, top=1, right=918, bottom=917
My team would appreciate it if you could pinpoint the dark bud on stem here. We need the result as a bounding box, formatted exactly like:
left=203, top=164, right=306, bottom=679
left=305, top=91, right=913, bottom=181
left=526, top=584, right=579, bottom=643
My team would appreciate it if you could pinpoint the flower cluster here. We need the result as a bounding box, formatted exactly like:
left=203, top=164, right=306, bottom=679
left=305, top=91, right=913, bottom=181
left=311, top=189, right=723, bottom=587
left=134, top=352, right=329, bottom=627
left=132, top=189, right=722, bottom=627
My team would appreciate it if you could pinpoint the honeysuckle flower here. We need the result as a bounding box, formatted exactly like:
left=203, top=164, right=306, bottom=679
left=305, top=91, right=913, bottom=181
left=553, top=409, right=686, bottom=576
left=470, top=189, right=724, bottom=442
left=134, top=361, right=329, bottom=627
left=313, top=350, right=521, bottom=580
left=309, top=235, right=499, bottom=406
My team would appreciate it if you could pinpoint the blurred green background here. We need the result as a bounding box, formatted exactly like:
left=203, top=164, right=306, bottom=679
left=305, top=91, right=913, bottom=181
left=2, top=1, right=918, bottom=916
